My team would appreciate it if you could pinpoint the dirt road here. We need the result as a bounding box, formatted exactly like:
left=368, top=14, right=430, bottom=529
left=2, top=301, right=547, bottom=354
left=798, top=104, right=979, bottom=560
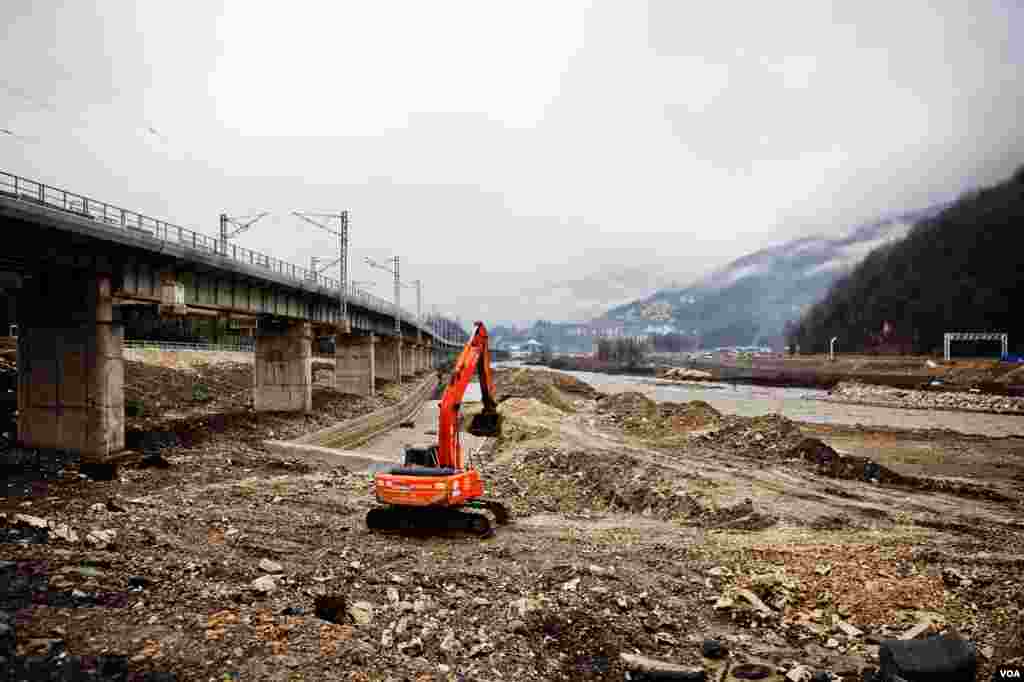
left=1, top=366, right=1022, bottom=680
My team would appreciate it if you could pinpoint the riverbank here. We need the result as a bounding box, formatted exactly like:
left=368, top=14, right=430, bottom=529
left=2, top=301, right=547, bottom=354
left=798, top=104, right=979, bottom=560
left=819, top=381, right=1024, bottom=417
left=533, top=354, right=1024, bottom=397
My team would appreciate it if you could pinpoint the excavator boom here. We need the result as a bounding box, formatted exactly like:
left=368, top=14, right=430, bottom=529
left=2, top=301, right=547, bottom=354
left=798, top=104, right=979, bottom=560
left=437, top=321, right=501, bottom=469
left=366, top=321, right=508, bottom=537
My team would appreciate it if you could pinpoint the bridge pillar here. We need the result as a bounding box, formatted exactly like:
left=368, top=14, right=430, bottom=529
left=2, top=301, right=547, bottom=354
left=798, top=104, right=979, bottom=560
left=401, top=341, right=415, bottom=379
left=254, top=320, right=312, bottom=412
left=16, top=270, right=125, bottom=461
left=335, top=334, right=375, bottom=397
left=376, top=337, right=402, bottom=383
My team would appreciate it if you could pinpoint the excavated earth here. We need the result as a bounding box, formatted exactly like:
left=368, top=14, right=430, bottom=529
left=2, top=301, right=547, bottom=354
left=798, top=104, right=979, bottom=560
left=2, top=364, right=1023, bottom=681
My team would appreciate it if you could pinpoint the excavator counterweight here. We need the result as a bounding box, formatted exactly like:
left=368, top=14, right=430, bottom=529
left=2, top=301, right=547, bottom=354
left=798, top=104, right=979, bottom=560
left=366, top=321, right=510, bottom=537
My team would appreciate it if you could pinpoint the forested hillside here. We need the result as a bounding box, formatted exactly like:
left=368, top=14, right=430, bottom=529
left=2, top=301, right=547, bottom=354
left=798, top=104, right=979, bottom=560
left=787, top=165, right=1024, bottom=356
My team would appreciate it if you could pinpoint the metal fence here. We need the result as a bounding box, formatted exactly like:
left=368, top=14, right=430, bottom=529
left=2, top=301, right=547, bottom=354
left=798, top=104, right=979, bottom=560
left=1, top=170, right=436, bottom=338
left=123, top=339, right=256, bottom=353
left=123, top=339, right=338, bottom=358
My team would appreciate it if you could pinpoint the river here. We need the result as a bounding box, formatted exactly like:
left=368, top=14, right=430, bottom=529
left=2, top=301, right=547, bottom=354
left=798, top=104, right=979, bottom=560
left=484, top=363, right=1024, bottom=438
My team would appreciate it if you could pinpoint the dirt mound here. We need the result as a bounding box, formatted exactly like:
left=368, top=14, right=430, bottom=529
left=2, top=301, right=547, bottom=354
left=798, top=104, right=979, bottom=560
left=659, top=400, right=721, bottom=430
left=597, top=396, right=722, bottom=442
left=494, top=368, right=598, bottom=412
left=505, top=448, right=700, bottom=519
left=490, top=398, right=559, bottom=448
left=698, top=413, right=805, bottom=454
left=596, top=391, right=657, bottom=418
left=491, top=447, right=773, bottom=529
left=790, top=437, right=1013, bottom=501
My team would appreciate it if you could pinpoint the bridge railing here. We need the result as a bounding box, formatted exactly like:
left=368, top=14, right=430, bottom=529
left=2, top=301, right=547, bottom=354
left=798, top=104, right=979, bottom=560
left=0, top=170, right=439, bottom=338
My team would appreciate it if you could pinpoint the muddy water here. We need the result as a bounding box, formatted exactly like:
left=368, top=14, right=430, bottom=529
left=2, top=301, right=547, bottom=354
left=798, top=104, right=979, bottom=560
left=492, top=364, right=1024, bottom=438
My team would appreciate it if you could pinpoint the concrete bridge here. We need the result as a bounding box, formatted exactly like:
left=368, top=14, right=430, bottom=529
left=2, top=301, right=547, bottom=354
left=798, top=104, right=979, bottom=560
left=0, top=170, right=460, bottom=465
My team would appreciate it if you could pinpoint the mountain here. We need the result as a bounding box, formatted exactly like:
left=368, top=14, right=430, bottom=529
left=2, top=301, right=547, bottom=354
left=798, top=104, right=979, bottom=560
left=789, top=166, right=1024, bottom=356
left=601, top=202, right=953, bottom=349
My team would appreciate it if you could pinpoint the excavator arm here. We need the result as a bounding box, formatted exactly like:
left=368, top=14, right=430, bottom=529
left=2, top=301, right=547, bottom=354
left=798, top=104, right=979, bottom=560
left=436, top=321, right=501, bottom=470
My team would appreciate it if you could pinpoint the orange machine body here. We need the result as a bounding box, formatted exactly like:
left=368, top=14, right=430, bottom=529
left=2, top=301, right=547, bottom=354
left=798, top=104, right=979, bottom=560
left=372, top=321, right=499, bottom=509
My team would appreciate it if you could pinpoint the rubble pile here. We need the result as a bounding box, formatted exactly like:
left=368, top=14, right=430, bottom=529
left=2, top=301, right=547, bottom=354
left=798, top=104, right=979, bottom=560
left=660, top=367, right=714, bottom=381
left=824, top=380, right=1024, bottom=414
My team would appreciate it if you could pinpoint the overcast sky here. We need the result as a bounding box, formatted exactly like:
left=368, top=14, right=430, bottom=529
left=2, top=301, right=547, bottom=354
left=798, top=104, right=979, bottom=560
left=3, top=1, right=1022, bottom=327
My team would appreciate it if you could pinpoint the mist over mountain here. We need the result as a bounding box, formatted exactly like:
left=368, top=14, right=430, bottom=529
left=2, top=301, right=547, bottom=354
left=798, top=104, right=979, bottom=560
left=600, top=202, right=952, bottom=349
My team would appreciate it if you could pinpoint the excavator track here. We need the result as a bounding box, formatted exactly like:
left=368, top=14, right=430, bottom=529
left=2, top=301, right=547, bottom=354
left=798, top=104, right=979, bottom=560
left=366, top=500, right=511, bottom=538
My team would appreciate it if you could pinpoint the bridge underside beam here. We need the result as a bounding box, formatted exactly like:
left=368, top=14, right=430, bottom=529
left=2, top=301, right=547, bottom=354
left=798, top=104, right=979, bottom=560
left=16, top=269, right=124, bottom=461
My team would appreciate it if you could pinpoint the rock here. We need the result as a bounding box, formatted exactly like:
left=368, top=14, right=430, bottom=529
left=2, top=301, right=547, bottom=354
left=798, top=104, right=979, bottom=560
left=250, top=575, right=276, bottom=594
left=825, top=638, right=840, bottom=649
left=467, top=640, right=494, bottom=658
left=127, top=576, right=150, bottom=591
left=49, top=523, right=78, bottom=543
left=0, top=622, right=14, bottom=657
left=380, top=628, right=394, bottom=648
left=349, top=601, right=374, bottom=626
left=314, top=595, right=346, bottom=623
left=258, top=559, right=283, bottom=574
left=386, top=587, right=400, bottom=604
left=879, top=635, right=977, bottom=682
left=701, top=639, right=726, bottom=659
left=900, top=619, right=934, bottom=640
left=620, top=653, right=706, bottom=680
left=439, top=630, right=460, bottom=657
left=14, top=514, right=47, bottom=528
left=85, top=529, right=116, bottom=548
left=942, top=567, right=968, bottom=587
left=835, top=620, right=863, bottom=638
left=397, top=637, right=424, bottom=656
left=737, top=589, right=774, bottom=616
left=785, top=664, right=813, bottom=682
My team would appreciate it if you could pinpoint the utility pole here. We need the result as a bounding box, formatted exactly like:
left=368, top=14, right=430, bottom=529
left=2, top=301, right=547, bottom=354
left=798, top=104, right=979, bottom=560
left=219, top=212, right=269, bottom=257
left=393, top=255, right=400, bottom=336
left=292, top=210, right=349, bottom=332
left=415, top=280, right=422, bottom=343
left=365, top=255, right=404, bottom=337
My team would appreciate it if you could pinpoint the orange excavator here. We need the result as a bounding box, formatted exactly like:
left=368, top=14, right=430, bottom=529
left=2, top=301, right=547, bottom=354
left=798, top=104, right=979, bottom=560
left=366, top=321, right=510, bottom=537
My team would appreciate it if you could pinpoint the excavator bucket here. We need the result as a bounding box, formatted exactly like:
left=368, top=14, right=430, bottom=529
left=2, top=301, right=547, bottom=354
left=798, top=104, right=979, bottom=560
left=467, top=411, right=502, bottom=438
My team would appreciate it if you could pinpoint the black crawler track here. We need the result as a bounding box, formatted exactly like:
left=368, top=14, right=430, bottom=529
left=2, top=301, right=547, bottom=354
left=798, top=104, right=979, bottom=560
left=366, top=500, right=511, bottom=538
